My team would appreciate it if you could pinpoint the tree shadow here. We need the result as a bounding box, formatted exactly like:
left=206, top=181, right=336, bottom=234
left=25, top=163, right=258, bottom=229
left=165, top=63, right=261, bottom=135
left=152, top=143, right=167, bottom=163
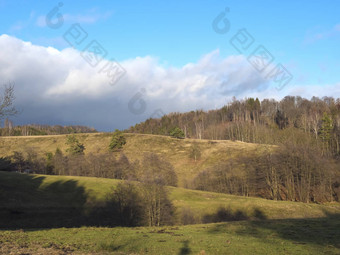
left=202, top=207, right=266, bottom=224
left=0, top=171, right=134, bottom=229
left=245, top=212, right=340, bottom=248
left=0, top=172, right=89, bottom=229
left=0, top=157, right=13, bottom=171
left=207, top=211, right=340, bottom=249
left=178, top=240, right=191, bottom=255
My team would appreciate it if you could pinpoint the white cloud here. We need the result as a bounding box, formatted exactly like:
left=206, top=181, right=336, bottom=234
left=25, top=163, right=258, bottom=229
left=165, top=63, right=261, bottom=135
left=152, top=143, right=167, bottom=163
left=0, top=34, right=337, bottom=130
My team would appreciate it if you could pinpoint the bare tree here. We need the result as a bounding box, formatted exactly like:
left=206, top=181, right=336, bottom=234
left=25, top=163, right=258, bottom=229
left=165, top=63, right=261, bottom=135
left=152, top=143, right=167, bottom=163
left=0, top=82, right=17, bottom=122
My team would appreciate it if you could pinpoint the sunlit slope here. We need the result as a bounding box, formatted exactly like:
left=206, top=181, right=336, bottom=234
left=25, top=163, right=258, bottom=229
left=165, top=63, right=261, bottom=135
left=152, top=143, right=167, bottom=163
left=0, top=133, right=270, bottom=186
left=1, top=171, right=339, bottom=222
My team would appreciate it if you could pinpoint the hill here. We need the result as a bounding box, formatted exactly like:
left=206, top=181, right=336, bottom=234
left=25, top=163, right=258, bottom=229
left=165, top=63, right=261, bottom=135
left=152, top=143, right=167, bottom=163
left=1, top=171, right=339, bottom=228
left=0, top=132, right=269, bottom=187
left=1, top=172, right=340, bottom=254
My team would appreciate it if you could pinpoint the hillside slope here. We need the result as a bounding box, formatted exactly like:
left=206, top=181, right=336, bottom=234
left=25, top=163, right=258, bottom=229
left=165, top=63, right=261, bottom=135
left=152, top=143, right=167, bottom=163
left=1, top=172, right=339, bottom=229
left=0, top=133, right=270, bottom=186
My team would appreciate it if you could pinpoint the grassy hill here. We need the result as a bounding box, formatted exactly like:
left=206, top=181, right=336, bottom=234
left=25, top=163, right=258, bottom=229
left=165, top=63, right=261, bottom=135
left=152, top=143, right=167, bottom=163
left=1, top=171, right=339, bottom=226
left=0, top=172, right=340, bottom=254
left=0, top=133, right=269, bottom=186
left=1, top=134, right=340, bottom=254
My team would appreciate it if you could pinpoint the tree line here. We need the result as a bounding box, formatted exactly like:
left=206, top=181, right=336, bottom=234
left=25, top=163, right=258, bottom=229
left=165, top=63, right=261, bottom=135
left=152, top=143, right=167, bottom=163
left=128, top=96, right=340, bottom=158
left=5, top=150, right=177, bottom=188
left=0, top=121, right=97, bottom=136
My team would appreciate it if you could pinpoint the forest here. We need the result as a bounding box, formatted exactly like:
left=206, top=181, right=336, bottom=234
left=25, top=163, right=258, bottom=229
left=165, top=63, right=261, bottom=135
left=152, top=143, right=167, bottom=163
left=128, top=96, right=340, bottom=156
left=0, top=121, right=97, bottom=136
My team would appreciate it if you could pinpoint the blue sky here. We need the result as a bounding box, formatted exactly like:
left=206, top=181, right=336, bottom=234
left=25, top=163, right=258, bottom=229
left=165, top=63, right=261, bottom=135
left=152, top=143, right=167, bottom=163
left=0, top=0, right=340, bottom=130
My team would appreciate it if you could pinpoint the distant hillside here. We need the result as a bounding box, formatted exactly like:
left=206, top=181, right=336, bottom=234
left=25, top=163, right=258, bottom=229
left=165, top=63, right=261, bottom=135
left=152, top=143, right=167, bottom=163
left=0, top=132, right=265, bottom=187
left=1, top=132, right=339, bottom=203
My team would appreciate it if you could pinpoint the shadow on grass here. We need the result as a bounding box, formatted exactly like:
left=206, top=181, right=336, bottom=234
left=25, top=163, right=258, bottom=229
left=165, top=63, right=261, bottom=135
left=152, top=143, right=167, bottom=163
left=202, top=207, right=267, bottom=224
left=207, top=212, right=340, bottom=249
left=0, top=171, right=136, bottom=229
left=0, top=157, right=12, bottom=171
left=98, top=242, right=126, bottom=252
left=178, top=240, right=191, bottom=255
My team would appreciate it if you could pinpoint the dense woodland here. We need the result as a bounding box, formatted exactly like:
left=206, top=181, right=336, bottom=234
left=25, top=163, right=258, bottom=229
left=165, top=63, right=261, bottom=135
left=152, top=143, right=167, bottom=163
left=0, top=120, right=97, bottom=136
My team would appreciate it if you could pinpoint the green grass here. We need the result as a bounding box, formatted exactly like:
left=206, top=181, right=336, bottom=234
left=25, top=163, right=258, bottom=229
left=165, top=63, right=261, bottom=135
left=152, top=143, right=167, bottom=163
left=1, top=171, right=339, bottom=227
left=1, top=134, right=339, bottom=254
left=1, top=218, right=339, bottom=254
left=1, top=172, right=340, bottom=254
left=0, top=133, right=269, bottom=186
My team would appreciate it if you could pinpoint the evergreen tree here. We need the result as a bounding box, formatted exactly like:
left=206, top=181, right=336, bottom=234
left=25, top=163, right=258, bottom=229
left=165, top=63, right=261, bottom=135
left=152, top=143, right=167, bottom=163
left=320, top=112, right=333, bottom=142
left=109, top=129, right=127, bottom=151
left=169, top=127, right=185, bottom=139
left=320, top=112, right=333, bottom=154
left=275, top=110, right=288, bottom=129
left=65, top=135, right=85, bottom=155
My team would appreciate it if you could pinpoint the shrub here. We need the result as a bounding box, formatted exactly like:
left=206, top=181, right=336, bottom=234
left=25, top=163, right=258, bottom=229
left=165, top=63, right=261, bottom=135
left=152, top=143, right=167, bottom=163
left=169, top=127, right=185, bottom=139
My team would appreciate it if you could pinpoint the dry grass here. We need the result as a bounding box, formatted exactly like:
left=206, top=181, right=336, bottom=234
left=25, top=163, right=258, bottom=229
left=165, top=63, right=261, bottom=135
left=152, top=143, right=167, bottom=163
left=0, top=133, right=270, bottom=186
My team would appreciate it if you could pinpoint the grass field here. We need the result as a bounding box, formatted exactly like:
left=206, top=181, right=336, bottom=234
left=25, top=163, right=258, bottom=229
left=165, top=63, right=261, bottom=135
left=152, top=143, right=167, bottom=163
left=1, top=171, right=340, bottom=254
left=1, top=135, right=340, bottom=254
left=0, top=133, right=269, bottom=186
left=1, top=217, right=340, bottom=254
left=1, top=171, right=339, bottom=227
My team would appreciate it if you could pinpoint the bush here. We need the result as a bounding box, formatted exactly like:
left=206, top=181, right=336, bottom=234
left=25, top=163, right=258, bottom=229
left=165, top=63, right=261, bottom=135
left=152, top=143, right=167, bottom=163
left=169, top=127, right=185, bottom=139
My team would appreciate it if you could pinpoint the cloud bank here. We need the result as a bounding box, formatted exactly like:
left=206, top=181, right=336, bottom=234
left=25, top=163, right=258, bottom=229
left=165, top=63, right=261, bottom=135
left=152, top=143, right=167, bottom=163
left=0, top=34, right=338, bottom=131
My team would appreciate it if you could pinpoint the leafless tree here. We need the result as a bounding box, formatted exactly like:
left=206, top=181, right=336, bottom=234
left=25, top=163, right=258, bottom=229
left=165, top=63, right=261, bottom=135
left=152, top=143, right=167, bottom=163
left=0, top=82, right=17, bottom=122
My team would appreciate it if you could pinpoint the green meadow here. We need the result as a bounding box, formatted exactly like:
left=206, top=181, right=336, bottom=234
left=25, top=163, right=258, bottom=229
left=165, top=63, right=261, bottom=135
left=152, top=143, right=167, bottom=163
left=1, top=171, right=339, bottom=254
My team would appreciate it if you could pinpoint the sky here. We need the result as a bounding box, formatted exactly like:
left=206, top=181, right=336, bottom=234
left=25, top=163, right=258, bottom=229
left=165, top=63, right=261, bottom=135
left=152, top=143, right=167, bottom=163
left=0, top=0, right=340, bottom=131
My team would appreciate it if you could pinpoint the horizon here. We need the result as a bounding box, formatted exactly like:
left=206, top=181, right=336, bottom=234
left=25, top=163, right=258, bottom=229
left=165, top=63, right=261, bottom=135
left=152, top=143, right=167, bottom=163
left=1, top=0, right=340, bottom=131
